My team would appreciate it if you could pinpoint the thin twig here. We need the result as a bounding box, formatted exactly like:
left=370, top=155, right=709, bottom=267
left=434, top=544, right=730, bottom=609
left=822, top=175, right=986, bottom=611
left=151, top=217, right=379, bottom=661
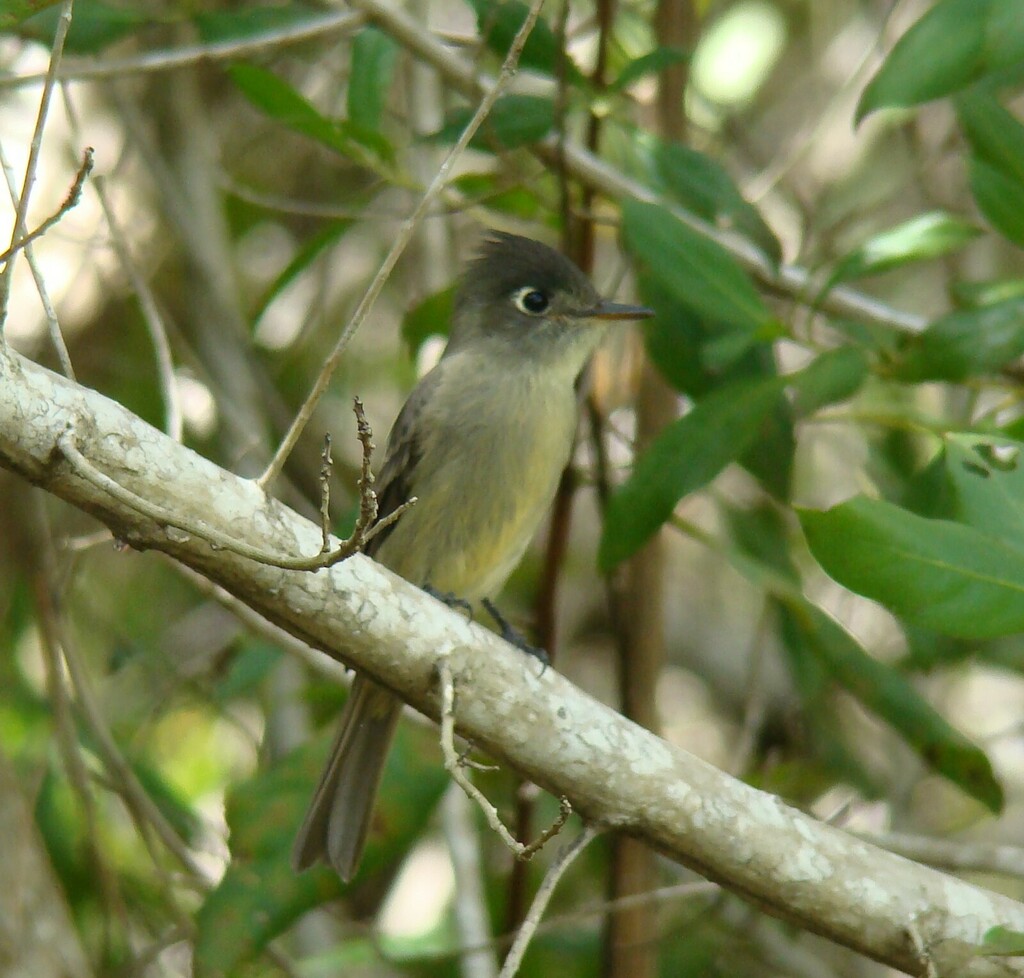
left=63, top=88, right=184, bottom=440
left=0, top=138, right=76, bottom=376
left=318, top=433, right=333, bottom=553
left=257, top=0, right=548, bottom=490
left=0, top=10, right=367, bottom=90
left=438, top=659, right=572, bottom=861
left=498, top=825, right=603, bottom=978
left=57, top=426, right=410, bottom=572
left=353, top=0, right=927, bottom=334
left=0, top=0, right=74, bottom=335
left=0, top=146, right=93, bottom=265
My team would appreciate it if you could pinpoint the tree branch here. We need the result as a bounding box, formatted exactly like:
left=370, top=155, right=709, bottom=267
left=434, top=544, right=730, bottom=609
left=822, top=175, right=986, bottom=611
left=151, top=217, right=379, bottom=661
left=1, top=346, right=1022, bottom=976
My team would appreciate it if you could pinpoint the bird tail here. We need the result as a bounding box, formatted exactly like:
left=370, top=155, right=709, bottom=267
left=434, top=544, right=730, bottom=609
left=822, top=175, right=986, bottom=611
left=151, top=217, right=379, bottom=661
left=292, top=675, right=402, bottom=881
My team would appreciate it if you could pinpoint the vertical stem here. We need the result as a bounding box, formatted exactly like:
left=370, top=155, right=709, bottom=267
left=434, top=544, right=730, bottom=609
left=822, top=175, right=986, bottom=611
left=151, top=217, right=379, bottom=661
left=603, top=3, right=693, bottom=977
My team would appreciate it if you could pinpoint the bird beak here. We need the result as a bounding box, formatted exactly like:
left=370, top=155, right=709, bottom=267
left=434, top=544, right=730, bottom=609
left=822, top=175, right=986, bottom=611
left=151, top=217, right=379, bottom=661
left=586, top=299, right=655, bottom=321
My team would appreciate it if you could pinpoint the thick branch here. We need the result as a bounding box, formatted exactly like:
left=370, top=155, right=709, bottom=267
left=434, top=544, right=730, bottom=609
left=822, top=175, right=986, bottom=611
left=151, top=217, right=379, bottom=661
left=0, top=347, right=1021, bottom=977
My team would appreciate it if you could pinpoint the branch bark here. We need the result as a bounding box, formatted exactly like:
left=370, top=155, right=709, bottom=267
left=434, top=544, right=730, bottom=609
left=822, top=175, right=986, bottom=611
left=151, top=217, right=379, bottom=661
left=1, top=346, right=1022, bottom=978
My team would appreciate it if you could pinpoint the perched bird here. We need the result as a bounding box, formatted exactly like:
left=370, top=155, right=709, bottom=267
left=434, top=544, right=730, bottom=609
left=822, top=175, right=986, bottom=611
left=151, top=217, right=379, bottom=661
left=293, top=231, right=652, bottom=880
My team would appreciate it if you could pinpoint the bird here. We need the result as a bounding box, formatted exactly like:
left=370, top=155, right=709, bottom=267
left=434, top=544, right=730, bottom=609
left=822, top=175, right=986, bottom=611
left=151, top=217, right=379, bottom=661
left=292, top=231, right=653, bottom=880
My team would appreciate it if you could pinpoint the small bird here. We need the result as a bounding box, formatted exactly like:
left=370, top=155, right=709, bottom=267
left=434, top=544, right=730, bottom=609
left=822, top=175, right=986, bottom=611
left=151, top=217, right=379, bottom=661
left=292, top=231, right=652, bottom=880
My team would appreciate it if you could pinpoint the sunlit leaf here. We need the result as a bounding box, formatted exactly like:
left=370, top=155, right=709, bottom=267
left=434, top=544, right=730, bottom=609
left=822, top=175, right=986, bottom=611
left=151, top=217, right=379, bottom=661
left=610, top=46, right=690, bottom=91
left=599, top=375, right=786, bottom=569
left=800, top=495, right=1024, bottom=638
left=825, top=212, right=981, bottom=287
left=980, top=926, right=1024, bottom=956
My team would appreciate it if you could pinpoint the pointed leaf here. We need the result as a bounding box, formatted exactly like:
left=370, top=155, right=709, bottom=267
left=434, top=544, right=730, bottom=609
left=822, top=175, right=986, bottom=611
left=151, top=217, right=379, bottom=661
left=348, top=27, right=399, bottom=132
left=654, top=142, right=781, bottom=266
left=980, top=926, right=1024, bottom=956
left=786, top=602, right=1002, bottom=812
left=622, top=199, right=775, bottom=338
left=800, top=495, right=1024, bottom=639
left=790, top=346, right=869, bottom=417
left=599, top=376, right=785, bottom=569
left=969, top=157, right=1024, bottom=248
left=857, top=0, right=990, bottom=119
left=944, top=435, right=1024, bottom=550
left=610, top=46, right=691, bottom=92
left=889, top=297, right=1024, bottom=382
left=956, top=92, right=1024, bottom=186
left=465, top=0, right=582, bottom=81
left=826, top=212, right=981, bottom=287
left=431, top=94, right=554, bottom=150
left=401, top=286, right=455, bottom=355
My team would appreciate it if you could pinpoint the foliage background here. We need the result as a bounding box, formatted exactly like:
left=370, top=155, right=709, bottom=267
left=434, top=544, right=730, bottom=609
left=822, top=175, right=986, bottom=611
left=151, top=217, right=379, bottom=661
left=1, top=0, right=1023, bottom=976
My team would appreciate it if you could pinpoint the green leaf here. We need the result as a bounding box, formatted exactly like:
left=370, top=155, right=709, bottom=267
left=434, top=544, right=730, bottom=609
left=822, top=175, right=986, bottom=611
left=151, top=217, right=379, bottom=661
left=857, top=0, right=991, bottom=119
left=401, top=286, right=455, bottom=355
left=969, top=157, right=1024, bottom=248
left=956, top=93, right=1024, bottom=186
left=229, top=63, right=391, bottom=163
left=944, top=435, right=1024, bottom=551
left=599, top=376, right=785, bottom=569
left=889, top=296, right=1024, bottom=382
left=450, top=173, right=543, bottom=218
left=253, top=221, right=352, bottom=324
left=465, top=0, right=581, bottom=81
left=431, top=94, right=554, bottom=151
left=979, top=926, right=1024, bottom=956
left=622, top=199, right=775, bottom=339
left=16, top=0, right=151, bottom=52
left=0, top=0, right=61, bottom=30
left=194, top=5, right=321, bottom=44
left=953, top=277, right=1024, bottom=308
left=786, top=603, right=1003, bottom=812
left=799, top=496, right=1024, bottom=639
left=983, top=0, right=1024, bottom=76
left=195, top=720, right=448, bottom=975
left=790, top=347, right=870, bottom=417
left=654, top=142, right=781, bottom=266
left=348, top=27, right=399, bottom=132
left=609, top=46, right=690, bottom=92
left=825, top=212, right=981, bottom=287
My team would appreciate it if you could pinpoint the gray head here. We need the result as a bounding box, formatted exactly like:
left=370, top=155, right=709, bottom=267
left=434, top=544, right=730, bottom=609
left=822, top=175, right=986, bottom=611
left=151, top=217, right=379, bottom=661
left=448, top=232, right=652, bottom=356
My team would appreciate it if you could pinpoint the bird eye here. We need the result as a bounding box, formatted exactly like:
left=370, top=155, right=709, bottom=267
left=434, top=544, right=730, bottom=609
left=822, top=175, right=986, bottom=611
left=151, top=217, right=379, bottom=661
left=513, top=287, right=549, bottom=316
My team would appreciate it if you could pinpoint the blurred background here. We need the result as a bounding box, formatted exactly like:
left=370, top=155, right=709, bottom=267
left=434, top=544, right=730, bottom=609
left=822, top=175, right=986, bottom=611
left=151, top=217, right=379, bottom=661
left=1, top=0, right=1023, bottom=976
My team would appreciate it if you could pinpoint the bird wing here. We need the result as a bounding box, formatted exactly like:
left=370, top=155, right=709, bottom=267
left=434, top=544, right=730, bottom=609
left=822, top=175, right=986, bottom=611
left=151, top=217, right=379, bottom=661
left=363, top=365, right=442, bottom=559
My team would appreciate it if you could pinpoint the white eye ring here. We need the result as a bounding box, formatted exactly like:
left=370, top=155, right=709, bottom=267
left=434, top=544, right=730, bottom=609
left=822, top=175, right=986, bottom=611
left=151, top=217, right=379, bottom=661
left=512, top=286, right=550, bottom=316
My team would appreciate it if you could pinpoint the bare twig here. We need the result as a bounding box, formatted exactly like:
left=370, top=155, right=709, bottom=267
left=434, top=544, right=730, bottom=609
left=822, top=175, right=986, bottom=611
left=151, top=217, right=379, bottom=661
left=0, top=138, right=76, bottom=377
left=438, top=659, right=572, bottom=861
left=257, top=0, right=548, bottom=490
left=0, top=0, right=74, bottom=335
left=353, top=0, right=927, bottom=334
left=0, top=146, right=93, bottom=266
left=0, top=9, right=367, bottom=90
left=57, top=423, right=410, bottom=573
left=63, top=88, right=184, bottom=440
left=318, top=433, right=333, bottom=553
left=498, top=825, right=603, bottom=978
